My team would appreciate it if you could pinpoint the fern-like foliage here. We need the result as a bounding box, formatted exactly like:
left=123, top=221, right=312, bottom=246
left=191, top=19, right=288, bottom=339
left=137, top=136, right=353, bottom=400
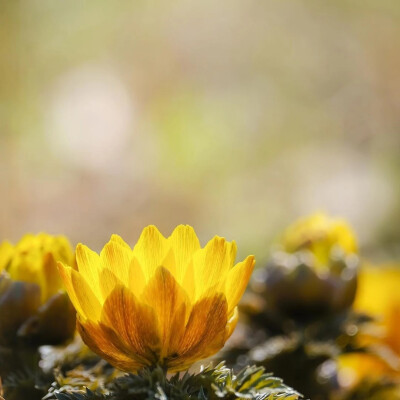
left=46, top=363, right=302, bottom=400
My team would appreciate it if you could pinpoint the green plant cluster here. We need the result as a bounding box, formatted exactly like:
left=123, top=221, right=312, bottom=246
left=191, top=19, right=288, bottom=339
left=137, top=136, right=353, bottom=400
left=1, top=340, right=301, bottom=400
left=47, top=363, right=300, bottom=400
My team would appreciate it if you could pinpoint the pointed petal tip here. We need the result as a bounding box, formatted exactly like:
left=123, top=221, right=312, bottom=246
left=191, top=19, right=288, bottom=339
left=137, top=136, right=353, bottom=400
left=76, top=242, right=97, bottom=252
left=175, top=224, right=196, bottom=230
left=109, top=234, right=122, bottom=245
left=139, top=225, right=168, bottom=240
left=57, top=261, right=67, bottom=276
left=143, top=224, right=161, bottom=231
left=75, top=242, right=88, bottom=255
left=207, top=235, right=238, bottom=247
left=109, top=234, right=132, bottom=250
left=57, top=261, right=71, bottom=279
left=244, top=254, right=256, bottom=274
left=248, top=254, right=256, bottom=265
left=170, top=224, right=196, bottom=237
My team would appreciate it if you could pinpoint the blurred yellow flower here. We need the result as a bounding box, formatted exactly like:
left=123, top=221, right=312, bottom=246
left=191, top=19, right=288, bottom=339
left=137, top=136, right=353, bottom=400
left=58, top=225, right=255, bottom=372
left=338, top=265, right=400, bottom=386
left=256, top=212, right=359, bottom=316
left=4, top=233, right=74, bottom=302
left=0, top=233, right=76, bottom=345
left=282, top=212, right=357, bottom=268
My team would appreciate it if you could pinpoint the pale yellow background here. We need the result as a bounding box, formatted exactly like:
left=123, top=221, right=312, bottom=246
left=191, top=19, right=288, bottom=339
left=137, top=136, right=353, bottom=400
left=1, top=1, right=399, bottom=263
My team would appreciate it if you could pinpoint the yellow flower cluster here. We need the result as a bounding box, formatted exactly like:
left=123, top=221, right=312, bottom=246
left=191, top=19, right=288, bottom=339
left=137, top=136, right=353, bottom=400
left=58, top=225, right=255, bottom=372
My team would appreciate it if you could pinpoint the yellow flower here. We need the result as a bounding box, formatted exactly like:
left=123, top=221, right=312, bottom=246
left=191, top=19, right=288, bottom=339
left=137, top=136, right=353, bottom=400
left=256, top=213, right=359, bottom=317
left=282, top=212, right=357, bottom=268
left=0, top=233, right=76, bottom=346
left=338, top=265, right=400, bottom=390
left=58, top=225, right=255, bottom=372
left=5, top=233, right=74, bottom=302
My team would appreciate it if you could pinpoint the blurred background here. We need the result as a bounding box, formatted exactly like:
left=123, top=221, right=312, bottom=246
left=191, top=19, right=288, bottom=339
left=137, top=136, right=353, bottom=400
left=1, top=0, right=399, bottom=264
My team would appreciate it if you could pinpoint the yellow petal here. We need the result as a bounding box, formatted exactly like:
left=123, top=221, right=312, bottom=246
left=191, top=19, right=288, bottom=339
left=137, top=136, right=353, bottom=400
left=167, top=225, right=200, bottom=283
left=101, top=285, right=161, bottom=364
left=228, top=241, right=238, bottom=269
left=100, top=240, right=132, bottom=283
left=57, top=263, right=85, bottom=317
left=142, top=266, right=190, bottom=359
left=70, top=268, right=102, bottom=320
left=99, top=268, right=123, bottom=301
left=76, top=244, right=101, bottom=296
left=181, top=260, right=196, bottom=302
left=133, top=226, right=169, bottom=280
left=128, top=256, right=147, bottom=296
left=225, top=255, right=255, bottom=314
left=192, top=236, right=236, bottom=299
left=159, top=248, right=176, bottom=275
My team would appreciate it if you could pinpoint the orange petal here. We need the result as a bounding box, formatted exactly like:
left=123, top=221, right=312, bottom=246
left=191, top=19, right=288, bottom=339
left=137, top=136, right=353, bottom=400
left=101, top=284, right=161, bottom=364
left=77, top=319, right=146, bottom=372
left=168, top=293, right=228, bottom=370
left=164, top=301, right=188, bottom=363
left=142, top=266, right=190, bottom=359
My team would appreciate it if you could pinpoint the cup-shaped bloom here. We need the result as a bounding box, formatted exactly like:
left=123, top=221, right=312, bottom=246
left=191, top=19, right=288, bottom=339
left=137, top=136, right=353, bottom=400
left=252, top=213, right=359, bottom=317
left=58, top=225, right=255, bottom=372
left=0, top=233, right=76, bottom=346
